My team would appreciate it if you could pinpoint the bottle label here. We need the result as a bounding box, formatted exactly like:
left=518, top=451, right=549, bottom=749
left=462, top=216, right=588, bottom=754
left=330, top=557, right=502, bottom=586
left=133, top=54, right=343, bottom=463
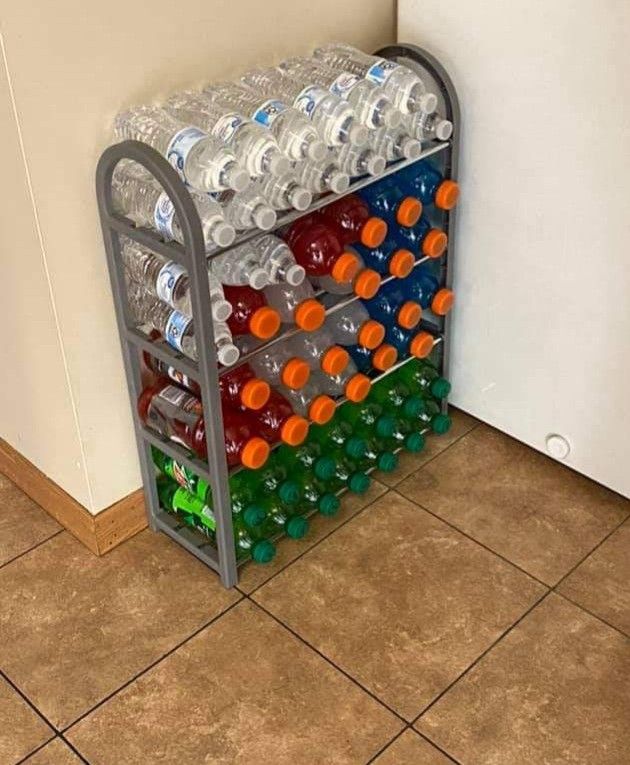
left=166, top=127, right=206, bottom=182
left=170, top=460, right=196, bottom=492
left=200, top=505, right=216, bottom=531
left=293, top=86, right=329, bottom=118
left=211, top=113, right=246, bottom=144
left=163, top=363, right=195, bottom=392
left=329, top=72, right=362, bottom=99
left=156, top=384, right=191, bottom=408
left=154, top=192, right=176, bottom=239
left=252, top=99, right=287, bottom=128
left=156, top=261, right=187, bottom=307
left=365, top=58, right=400, bottom=85
left=164, top=310, right=192, bottom=352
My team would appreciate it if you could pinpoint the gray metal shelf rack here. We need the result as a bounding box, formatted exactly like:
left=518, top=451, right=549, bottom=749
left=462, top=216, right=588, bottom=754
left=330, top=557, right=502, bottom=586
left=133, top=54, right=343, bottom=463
left=96, top=43, right=460, bottom=587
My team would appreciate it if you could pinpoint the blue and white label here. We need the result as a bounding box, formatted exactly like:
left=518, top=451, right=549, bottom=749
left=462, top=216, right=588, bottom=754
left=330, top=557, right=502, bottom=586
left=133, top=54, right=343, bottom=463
left=366, top=58, right=399, bottom=85
left=166, top=127, right=206, bottom=182
left=156, top=261, right=187, bottom=307
left=211, top=113, right=245, bottom=144
left=293, top=86, right=329, bottom=119
left=252, top=99, right=287, bottom=128
left=154, top=192, right=176, bottom=239
left=164, top=310, right=192, bottom=352
left=330, top=72, right=361, bottom=99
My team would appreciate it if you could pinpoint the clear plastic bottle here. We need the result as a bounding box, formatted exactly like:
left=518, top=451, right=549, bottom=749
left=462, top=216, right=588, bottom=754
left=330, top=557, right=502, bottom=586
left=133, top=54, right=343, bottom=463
left=404, top=110, right=453, bottom=142
left=314, top=359, right=372, bottom=403
left=325, top=302, right=386, bottom=349
left=202, top=81, right=327, bottom=162
left=240, top=66, right=368, bottom=148
left=252, top=234, right=305, bottom=286
left=263, top=280, right=325, bottom=332
left=288, top=328, right=350, bottom=377
left=112, top=161, right=235, bottom=250
left=313, top=44, right=438, bottom=115
left=215, top=187, right=277, bottom=232
left=210, top=244, right=269, bottom=290
left=121, top=238, right=232, bottom=322
left=253, top=173, right=312, bottom=212
left=292, top=158, right=350, bottom=194
left=333, top=143, right=386, bottom=178
left=249, top=342, right=311, bottom=390
left=278, top=56, right=400, bottom=130
left=280, top=379, right=337, bottom=425
left=367, top=126, right=422, bottom=161
left=164, top=93, right=289, bottom=178
left=114, top=106, right=249, bottom=193
left=312, top=250, right=381, bottom=300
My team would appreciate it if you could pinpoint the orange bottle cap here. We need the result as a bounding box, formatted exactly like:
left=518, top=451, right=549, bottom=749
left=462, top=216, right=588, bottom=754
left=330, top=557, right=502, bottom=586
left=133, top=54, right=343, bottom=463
left=239, top=378, right=270, bottom=410
left=353, top=268, right=381, bottom=299
left=240, top=437, right=270, bottom=469
left=398, top=301, right=422, bottom=329
left=422, top=229, right=448, bottom=259
left=358, top=319, right=385, bottom=350
left=331, top=251, right=360, bottom=283
left=345, top=373, right=371, bottom=403
left=396, top=197, right=423, bottom=227
left=435, top=180, right=460, bottom=210
left=389, top=248, right=414, bottom=278
left=281, top=358, right=310, bottom=389
left=321, top=345, right=349, bottom=376
left=372, top=344, right=398, bottom=371
left=294, top=298, right=325, bottom=331
left=280, top=415, right=309, bottom=446
left=410, top=331, right=435, bottom=359
left=308, top=395, right=336, bottom=424
left=249, top=306, right=281, bottom=339
left=431, top=288, right=455, bottom=316
left=360, top=216, right=388, bottom=248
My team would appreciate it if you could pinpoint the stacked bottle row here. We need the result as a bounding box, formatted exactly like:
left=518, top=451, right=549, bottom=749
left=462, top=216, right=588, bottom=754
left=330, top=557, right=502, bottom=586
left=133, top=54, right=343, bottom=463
left=154, top=353, right=452, bottom=563
left=112, top=43, right=454, bottom=238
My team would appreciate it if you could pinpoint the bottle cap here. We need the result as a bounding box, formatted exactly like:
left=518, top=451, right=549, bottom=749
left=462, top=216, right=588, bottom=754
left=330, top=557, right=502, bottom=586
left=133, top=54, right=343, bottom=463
left=286, top=515, right=309, bottom=539
left=290, top=186, right=312, bottom=211
left=360, top=217, right=388, bottom=248
left=294, top=298, right=325, bottom=331
left=281, top=358, right=310, bottom=389
left=242, top=505, right=266, bottom=527
left=396, top=197, right=422, bottom=227
left=353, top=269, right=381, bottom=299
left=253, top=205, right=277, bottom=231
left=348, top=472, right=370, bottom=494
left=249, top=306, right=281, bottom=339
left=268, top=152, right=291, bottom=177
left=432, top=413, right=452, bottom=434
left=349, top=123, right=369, bottom=146
left=435, top=119, right=454, bottom=141
left=410, top=332, right=435, bottom=359
left=403, top=138, right=422, bottom=160
left=366, top=153, right=386, bottom=176
left=280, top=415, right=309, bottom=446
left=375, top=414, right=396, bottom=439
left=212, top=298, right=233, bottom=323
left=383, top=104, right=402, bottom=129
left=328, top=171, right=350, bottom=194
left=398, top=301, right=422, bottom=329
left=435, top=180, right=460, bottom=210
left=285, top=263, right=306, bottom=286
left=402, top=395, right=425, bottom=418
left=240, top=378, right=271, bottom=410
left=251, top=539, right=276, bottom=564
left=307, top=138, right=327, bottom=162
left=308, top=395, right=336, bottom=425
left=240, top=437, right=270, bottom=469
left=430, top=378, right=452, bottom=399
left=314, top=456, right=336, bottom=481
left=248, top=266, right=269, bottom=290
left=422, top=229, right=448, bottom=259
left=358, top=320, right=385, bottom=350
left=377, top=451, right=398, bottom=473
left=372, top=344, right=398, bottom=371
left=212, top=222, right=237, bottom=249
left=331, top=252, right=360, bottom=283
left=345, top=373, right=371, bottom=402
left=226, top=165, right=250, bottom=193
left=388, top=248, right=414, bottom=278
left=217, top=343, right=240, bottom=367
left=345, top=436, right=367, bottom=459
left=278, top=480, right=301, bottom=505
left=431, top=288, right=454, bottom=316
left=318, top=493, right=340, bottom=516
left=321, top=346, right=349, bottom=376
left=420, top=92, right=439, bottom=114
left=405, top=432, right=426, bottom=453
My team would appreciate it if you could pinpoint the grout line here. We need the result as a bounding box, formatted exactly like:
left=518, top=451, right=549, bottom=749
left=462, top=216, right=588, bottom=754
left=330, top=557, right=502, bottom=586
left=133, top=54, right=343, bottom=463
left=553, top=591, right=630, bottom=642
left=0, top=668, right=57, bottom=742
left=14, top=738, right=56, bottom=765
left=364, top=727, right=408, bottom=764
left=414, top=729, right=462, bottom=764
left=57, top=733, right=92, bottom=763
left=0, top=529, right=64, bottom=572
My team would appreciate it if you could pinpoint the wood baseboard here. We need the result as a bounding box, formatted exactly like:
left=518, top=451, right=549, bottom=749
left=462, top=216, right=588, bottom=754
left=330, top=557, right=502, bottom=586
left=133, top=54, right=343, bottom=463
left=0, top=438, right=147, bottom=555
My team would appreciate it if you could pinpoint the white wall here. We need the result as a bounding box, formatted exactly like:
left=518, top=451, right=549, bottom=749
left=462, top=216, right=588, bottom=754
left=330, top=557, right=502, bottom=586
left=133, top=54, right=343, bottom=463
left=399, top=0, right=630, bottom=497
left=1, top=1, right=395, bottom=513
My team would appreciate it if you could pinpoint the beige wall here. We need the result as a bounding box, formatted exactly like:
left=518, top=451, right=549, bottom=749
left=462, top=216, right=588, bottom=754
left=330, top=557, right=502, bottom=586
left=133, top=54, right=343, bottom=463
left=0, top=1, right=396, bottom=513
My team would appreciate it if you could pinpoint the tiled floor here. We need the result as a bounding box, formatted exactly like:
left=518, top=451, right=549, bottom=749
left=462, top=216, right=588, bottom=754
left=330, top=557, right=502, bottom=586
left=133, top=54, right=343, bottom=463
left=1, top=410, right=629, bottom=764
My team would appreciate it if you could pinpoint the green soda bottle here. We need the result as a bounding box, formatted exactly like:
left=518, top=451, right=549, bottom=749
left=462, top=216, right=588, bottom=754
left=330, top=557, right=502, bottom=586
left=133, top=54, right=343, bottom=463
left=387, top=416, right=427, bottom=453
left=242, top=455, right=302, bottom=506
left=361, top=436, right=399, bottom=473
left=398, top=358, right=452, bottom=400
left=308, top=419, right=367, bottom=460
left=294, top=468, right=341, bottom=517
left=368, top=377, right=425, bottom=421
left=327, top=451, right=371, bottom=494
left=338, top=400, right=396, bottom=441
left=415, top=397, right=452, bottom=435
left=262, top=496, right=310, bottom=539
left=276, top=441, right=336, bottom=485
left=152, top=447, right=209, bottom=501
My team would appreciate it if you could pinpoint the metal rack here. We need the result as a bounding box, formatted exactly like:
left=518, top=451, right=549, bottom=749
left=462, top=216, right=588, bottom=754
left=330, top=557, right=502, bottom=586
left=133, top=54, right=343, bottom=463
left=96, top=43, right=459, bottom=587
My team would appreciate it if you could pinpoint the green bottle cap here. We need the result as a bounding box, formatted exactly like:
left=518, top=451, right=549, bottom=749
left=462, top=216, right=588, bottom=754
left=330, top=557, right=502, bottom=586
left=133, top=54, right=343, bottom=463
left=432, top=413, right=452, bottom=434
left=431, top=378, right=452, bottom=399
left=318, top=493, right=340, bottom=516
left=286, top=515, right=309, bottom=539
left=278, top=480, right=300, bottom=505
left=180, top=511, right=196, bottom=527
left=405, top=432, right=426, bottom=453
left=348, top=472, right=370, bottom=494
left=242, top=505, right=265, bottom=528
left=374, top=415, right=396, bottom=439
left=377, top=451, right=399, bottom=473
left=251, top=539, right=276, bottom=564
left=345, top=436, right=367, bottom=459
left=401, top=395, right=425, bottom=419
left=314, top=456, right=336, bottom=481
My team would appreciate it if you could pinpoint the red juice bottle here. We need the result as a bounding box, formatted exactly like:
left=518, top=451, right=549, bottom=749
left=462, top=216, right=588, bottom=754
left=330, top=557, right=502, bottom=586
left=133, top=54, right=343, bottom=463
left=285, top=217, right=360, bottom=283
left=318, top=193, right=388, bottom=248
left=222, top=284, right=281, bottom=340
left=250, top=390, right=310, bottom=447
left=219, top=363, right=271, bottom=411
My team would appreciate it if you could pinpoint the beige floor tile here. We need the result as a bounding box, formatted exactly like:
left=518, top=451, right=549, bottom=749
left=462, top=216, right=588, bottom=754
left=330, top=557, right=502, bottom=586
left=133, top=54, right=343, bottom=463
left=22, top=738, right=82, bottom=764
left=557, top=519, right=630, bottom=635
left=254, top=491, right=545, bottom=720
left=238, top=479, right=387, bottom=593
left=417, top=594, right=630, bottom=764
left=398, top=426, right=629, bottom=584
left=0, top=530, right=239, bottom=729
left=375, top=408, right=479, bottom=488
left=0, top=677, right=53, bottom=764
left=373, top=730, right=455, bottom=764
left=0, top=474, right=60, bottom=566
left=67, top=600, right=401, bottom=765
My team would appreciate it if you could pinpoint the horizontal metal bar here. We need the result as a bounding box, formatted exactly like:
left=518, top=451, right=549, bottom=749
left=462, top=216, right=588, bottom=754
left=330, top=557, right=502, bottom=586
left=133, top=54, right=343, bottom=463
left=155, top=513, right=220, bottom=572
left=106, top=214, right=190, bottom=264
left=124, top=328, right=200, bottom=379
left=138, top=425, right=215, bottom=484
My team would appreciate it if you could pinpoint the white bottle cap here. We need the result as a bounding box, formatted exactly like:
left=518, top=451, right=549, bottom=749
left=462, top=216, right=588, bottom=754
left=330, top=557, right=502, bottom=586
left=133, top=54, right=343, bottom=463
left=435, top=120, right=454, bottom=141
left=211, top=221, right=237, bottom=248
left=212, top=298, right=233, bottom=323
left=253, top=205, right=277, bottom=231
left=307, top=138, right=327, bottom=162
left=285, top=263, right=306, bottom=286
left=267, top=151, right=291, bottom=177
left=328, top=171, right=350, bottom=194
left=248, top=266, right=269, bottom=290
left=366, top=153, right=386, bottom=177
left=419, top=92, right=438, bottom=115
left=289, top=186, right=312, bottom=211
left=225, top=164, right=250, bottom=193
left=348, top=123, right=368, bottom=147
left=383, top=104, right=402, bottom=129
left=403, top=138, right=422, bottom=160
left=217, top=342, right=240, bottom=367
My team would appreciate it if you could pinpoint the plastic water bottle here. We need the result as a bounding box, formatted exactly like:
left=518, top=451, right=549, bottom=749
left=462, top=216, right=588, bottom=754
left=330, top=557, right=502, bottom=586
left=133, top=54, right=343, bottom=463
left=358, top=179, right=423, bottom=229
left=252, top=235, right=305, bottom=286
left=121, top=238, right=232, bottom=321
left=316, top=359, right=372, bottom=403
left=249, top=389, right=309, bottom=446
left=404, top=110, right=453, bottom=143
left=318, top=193, right=388, bottom=248
left=279, top=379, right=336, bottom=425
left=114, top=106, right=249, bottom=193
left=395, top=216, right=448, bottom=259
left=253, top=173, right=312, bottom=212
left=263, top=280, right=325, bottom=332
left=347, top=342, right=398, bottom=374
left=353, top=238, right=415, bottom=278
left=333, top=143, right=386, bottom=178
left=278, top=56, right=400, bottom=130
left=288, top=328, right=350, bottom=377
left=313, top=44, right=438, bottom=115
left=325, top=302, right=385, bottom=349
left=112, top=161, right=236, bottom=250
left=397, top=161, right=460, bottom=210
left=248, top=341, right=311, bottom=390
left=210, top=244, right=269, bottom=290
left=202, top=81, right=327, bottom=162
left=292, top=158, right=350, bottom=194
left=240, top=66, right=368, bottom=147
left=362, top=279, right=423, bottom=330
left=215, top=187, right=277, bottom=232
left=164, top=92, right=290, bottom=178
left=312, top=249, right=381, bottom=299
left=222, top=284, right=281, bottom=339
left=367, top=126, right=422, bottom=161
left=399, top=267, right=455, bottom=316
